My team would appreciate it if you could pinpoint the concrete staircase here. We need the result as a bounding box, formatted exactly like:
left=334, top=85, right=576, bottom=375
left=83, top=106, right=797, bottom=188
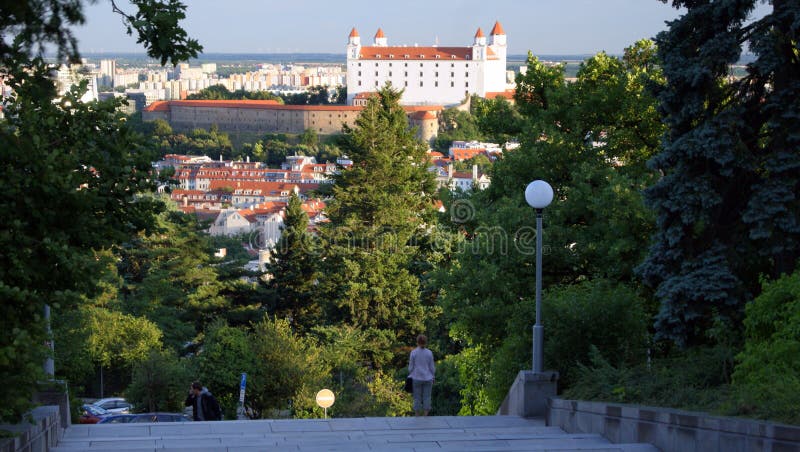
left=54, top=415, right=658, bottom=451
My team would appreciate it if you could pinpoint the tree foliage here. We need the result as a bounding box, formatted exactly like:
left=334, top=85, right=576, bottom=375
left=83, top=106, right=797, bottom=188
left=640, top=1, right=800, bottom=346
left=319, top=85, right=437, bottom=348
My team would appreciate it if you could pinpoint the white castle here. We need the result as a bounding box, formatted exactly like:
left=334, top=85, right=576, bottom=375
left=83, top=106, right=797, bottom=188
left=346, top=22, right=508, bottom=106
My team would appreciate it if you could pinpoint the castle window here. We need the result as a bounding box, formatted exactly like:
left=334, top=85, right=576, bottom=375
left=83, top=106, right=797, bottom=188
left=419, top=71, right=423, bottom=77
left=358, top=81, right=361, bottom=86
left=435, top=81, right=438, bottom=87
left=451, top=71, right=454, bottom=77
left=404, top=81, right=408, bottom=87
left=404, top=54, right=409, bottom=59
left=466, top=81, right=469, bottom=87
left=375, top=71, right=378, bottom=76
left=404, top=62, right=408, bottom=67
left=358, top=71, right=361, bottom=76
left=404, top=71, right=408, bottom=77
left=375, top=81, right=378, bottom=86
left=451, top=55, right=456, bottom=59
left=358, top=62, right=361, bottom=67
left=435, top=72, right=438, bottom=77
left=451, top=81, right=454, bottom=87
left=389, top=71, right=392, bottom=76
left=375, top=61, right=379, bottom=65
left=435, top=55, right=440, bottom=59
left=389, top=55, right=394, bottom=59
left=420, top=81, right=423, bottom=87
left=466, top=72, right=469, bottom=77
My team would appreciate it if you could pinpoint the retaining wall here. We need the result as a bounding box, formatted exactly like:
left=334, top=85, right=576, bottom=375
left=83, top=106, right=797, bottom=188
left=547, top=398, right=800, bottom=452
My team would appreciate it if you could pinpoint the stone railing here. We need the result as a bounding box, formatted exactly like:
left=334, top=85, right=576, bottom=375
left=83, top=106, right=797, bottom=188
left=0, top=406, right=63, bottom=452
left=547, top=398, right=800, bottom=452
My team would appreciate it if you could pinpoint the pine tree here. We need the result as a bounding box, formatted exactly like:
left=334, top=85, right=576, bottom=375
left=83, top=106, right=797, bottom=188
left=319, top=85, right=436, bottom=344
left=266, top=193, right=319, bottom=332
left=639, top=1, right=800, bottom=346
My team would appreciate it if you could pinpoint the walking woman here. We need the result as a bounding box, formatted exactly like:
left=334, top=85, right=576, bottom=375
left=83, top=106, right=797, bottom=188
left=408, top=334, right=435, bottom=416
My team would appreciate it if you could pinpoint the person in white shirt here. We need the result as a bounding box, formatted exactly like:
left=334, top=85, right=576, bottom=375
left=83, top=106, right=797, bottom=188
left=408, top=334, right=435, bottom=416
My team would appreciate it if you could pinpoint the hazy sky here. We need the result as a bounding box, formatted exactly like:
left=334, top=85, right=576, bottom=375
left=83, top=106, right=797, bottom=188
left=73, top=0, right=771, bottom=55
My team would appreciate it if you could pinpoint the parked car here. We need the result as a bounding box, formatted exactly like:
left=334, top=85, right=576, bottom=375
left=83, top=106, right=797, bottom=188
left=97, top=413, right=191, bottom=424
left=78, top=404, right=110, bottom=424
left=90, top=397, right=133, bottom=414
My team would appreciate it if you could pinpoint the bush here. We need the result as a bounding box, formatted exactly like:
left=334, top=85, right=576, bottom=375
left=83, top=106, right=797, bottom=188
left=730, top=270, right=800, bottom=424
left=543, top=279, right=650, bottom=389
left=126, top=349, right=192, bottom=413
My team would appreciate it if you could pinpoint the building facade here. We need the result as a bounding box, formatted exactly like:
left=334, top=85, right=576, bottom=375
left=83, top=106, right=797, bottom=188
left=346, top=22, right=508, bottom=106
left=143, top=100, right=441, bottom=143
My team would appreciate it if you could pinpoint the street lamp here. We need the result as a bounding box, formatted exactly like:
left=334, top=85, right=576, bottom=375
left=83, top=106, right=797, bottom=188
left=525, top=180, right=553, bottom=373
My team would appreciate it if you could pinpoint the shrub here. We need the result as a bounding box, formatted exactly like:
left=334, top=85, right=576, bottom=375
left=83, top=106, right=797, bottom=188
left=730, top=270, right=800, bottom=424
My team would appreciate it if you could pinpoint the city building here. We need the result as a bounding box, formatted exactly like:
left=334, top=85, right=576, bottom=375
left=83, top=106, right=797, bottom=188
left=346, top=22, right=510, bottom=106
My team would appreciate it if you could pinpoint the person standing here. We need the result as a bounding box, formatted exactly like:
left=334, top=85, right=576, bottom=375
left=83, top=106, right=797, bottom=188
left=185, top=381, right=222, bottom=421
left=408, top=334, right=435, bottom=416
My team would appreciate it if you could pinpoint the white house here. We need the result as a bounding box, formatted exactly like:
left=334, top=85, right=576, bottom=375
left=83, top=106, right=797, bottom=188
left=346, top=22, right=509, bottom=106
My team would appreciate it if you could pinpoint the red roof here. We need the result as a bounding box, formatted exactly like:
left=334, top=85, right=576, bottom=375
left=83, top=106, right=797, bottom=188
left=359, top=46, right=473, bottom=61
left=484, top=89, right=516, bottom=100
left=375, top=28, right=385, bottom=38
left=474, top=28, right=485, bottom=38
left=490, top=21, right=505, bottom=35
left=411, top=111, right=437, bottom=120
left=148, top=100, right=442, bottom=114
left=143, top=101, right=170, bottom=112
left=349, top=27, right=359, bottom=38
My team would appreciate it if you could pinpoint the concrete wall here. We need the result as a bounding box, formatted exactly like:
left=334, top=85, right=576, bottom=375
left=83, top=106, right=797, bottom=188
left=547, top=398, right=800, bottom=452
left=0, top=406, right=63, bottom=452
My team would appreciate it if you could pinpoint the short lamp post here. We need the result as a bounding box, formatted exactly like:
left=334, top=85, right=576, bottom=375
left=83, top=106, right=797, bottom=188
left=525, top=180, right=553, bottom=373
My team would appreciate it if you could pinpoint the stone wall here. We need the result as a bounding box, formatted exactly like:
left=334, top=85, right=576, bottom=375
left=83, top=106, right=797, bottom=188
left=0, top=406, right=63, bottom=452
left=548, top=398, right=800, bottom=452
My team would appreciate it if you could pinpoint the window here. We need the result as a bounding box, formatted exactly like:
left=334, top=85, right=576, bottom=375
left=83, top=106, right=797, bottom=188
left=404, top=71, right=408, bottom=77
left=358, top=62, right=361, bottom=67
left=375, top=62, right=379, bottom=66
left=435, top=72, right=438, bottom=77
left=419, top=71, right=423, bottom=77
left=375, top=71, right=378, bottom=76
left=404, top=62, right=408, bottom=67
left=358, top=81, right=361, bottom=86
left=466, top=72, right=469, bottom=77
left=404, top=81, right=408, bottom=87
left=375, top=81, right=379, bottom=86
left=435, top=81, right=438, bottom=87
left=420, top=81, right=423, bottom=87
left=465, top=81, right=469, bottom=87
left=451, top=81, right=454, bottom=87
left=358, top=71, right=361, bottom=76
left=389, top=71, right=392, bottom=76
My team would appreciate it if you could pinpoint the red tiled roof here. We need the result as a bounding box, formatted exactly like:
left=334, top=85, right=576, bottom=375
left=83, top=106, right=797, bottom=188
left=411, top=111, right=437, bottom=120
left=149, top=100, right=443, bottom=114
left=375, top=28, right=385, bottom=38
left=143, top=101, right=170, bottom=112
left=428, top=151, right=444, bottom=158
left=349, top=27, right=359, bottom=38
left=359, top=46, right=473, bottom=61
left=490, top=21, right=505, bottom=35
left=474, top=28, right=485, bottom=38
left=484, top=89, right=516, bottom=100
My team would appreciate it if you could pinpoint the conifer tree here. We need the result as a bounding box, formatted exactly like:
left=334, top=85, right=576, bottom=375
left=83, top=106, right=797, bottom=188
left=640, top=1, right=800, bottom=346
left=320, top=85, right=436, bottom=348
left=266, top=193, right=320, bottom=332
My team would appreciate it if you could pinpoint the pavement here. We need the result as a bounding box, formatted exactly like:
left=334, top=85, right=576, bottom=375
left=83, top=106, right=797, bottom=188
left=54, top=415, right=659, bottom=451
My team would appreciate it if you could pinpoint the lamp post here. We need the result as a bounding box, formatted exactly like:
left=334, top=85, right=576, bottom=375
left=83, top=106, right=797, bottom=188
left=525, top=180, right=553, bottom=373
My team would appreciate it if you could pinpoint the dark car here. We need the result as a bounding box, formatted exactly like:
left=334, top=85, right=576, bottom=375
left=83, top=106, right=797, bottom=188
left=97, top=413, right=191, bottom=424
left=78, top=404, right=111, bottom=424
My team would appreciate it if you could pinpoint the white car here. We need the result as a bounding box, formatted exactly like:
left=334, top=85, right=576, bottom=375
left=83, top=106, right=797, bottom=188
left=91, top=397, right=133, bottom=414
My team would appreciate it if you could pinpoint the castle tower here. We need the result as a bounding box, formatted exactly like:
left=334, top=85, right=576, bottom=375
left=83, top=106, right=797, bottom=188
left=472, top=27, right=487, bottom=61
left=489, top=21, right=507, bottom=60
left=373, top=28, right=387, bottom=47
left=347, top=27, right=361, bottom=59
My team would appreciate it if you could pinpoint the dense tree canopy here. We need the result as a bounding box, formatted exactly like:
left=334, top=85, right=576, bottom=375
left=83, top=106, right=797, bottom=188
left=640, top=0, right=800, bottom=346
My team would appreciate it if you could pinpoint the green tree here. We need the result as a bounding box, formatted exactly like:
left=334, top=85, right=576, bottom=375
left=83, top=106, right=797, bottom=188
left=127, top=349, right=192, bottom=413
left=471, top=96, right=523, bottom=144
left=731, top=269, right=800, bottom=424
left=266, top=193, right=320, bottom=333
left=319, top=85, right=437, bottom=348
left=434, top=108, right=482, bottom=152
left=435, top=45, right=664, bottom=411
left=639, top=1, right=800, bottom=346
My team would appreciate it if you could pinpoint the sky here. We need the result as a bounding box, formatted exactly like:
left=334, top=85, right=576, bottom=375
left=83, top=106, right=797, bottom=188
left=73, top=0, right=772, bottom=56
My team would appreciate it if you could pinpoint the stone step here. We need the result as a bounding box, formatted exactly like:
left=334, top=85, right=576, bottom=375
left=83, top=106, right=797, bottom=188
left=53, top=416, right=659, bottom=452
